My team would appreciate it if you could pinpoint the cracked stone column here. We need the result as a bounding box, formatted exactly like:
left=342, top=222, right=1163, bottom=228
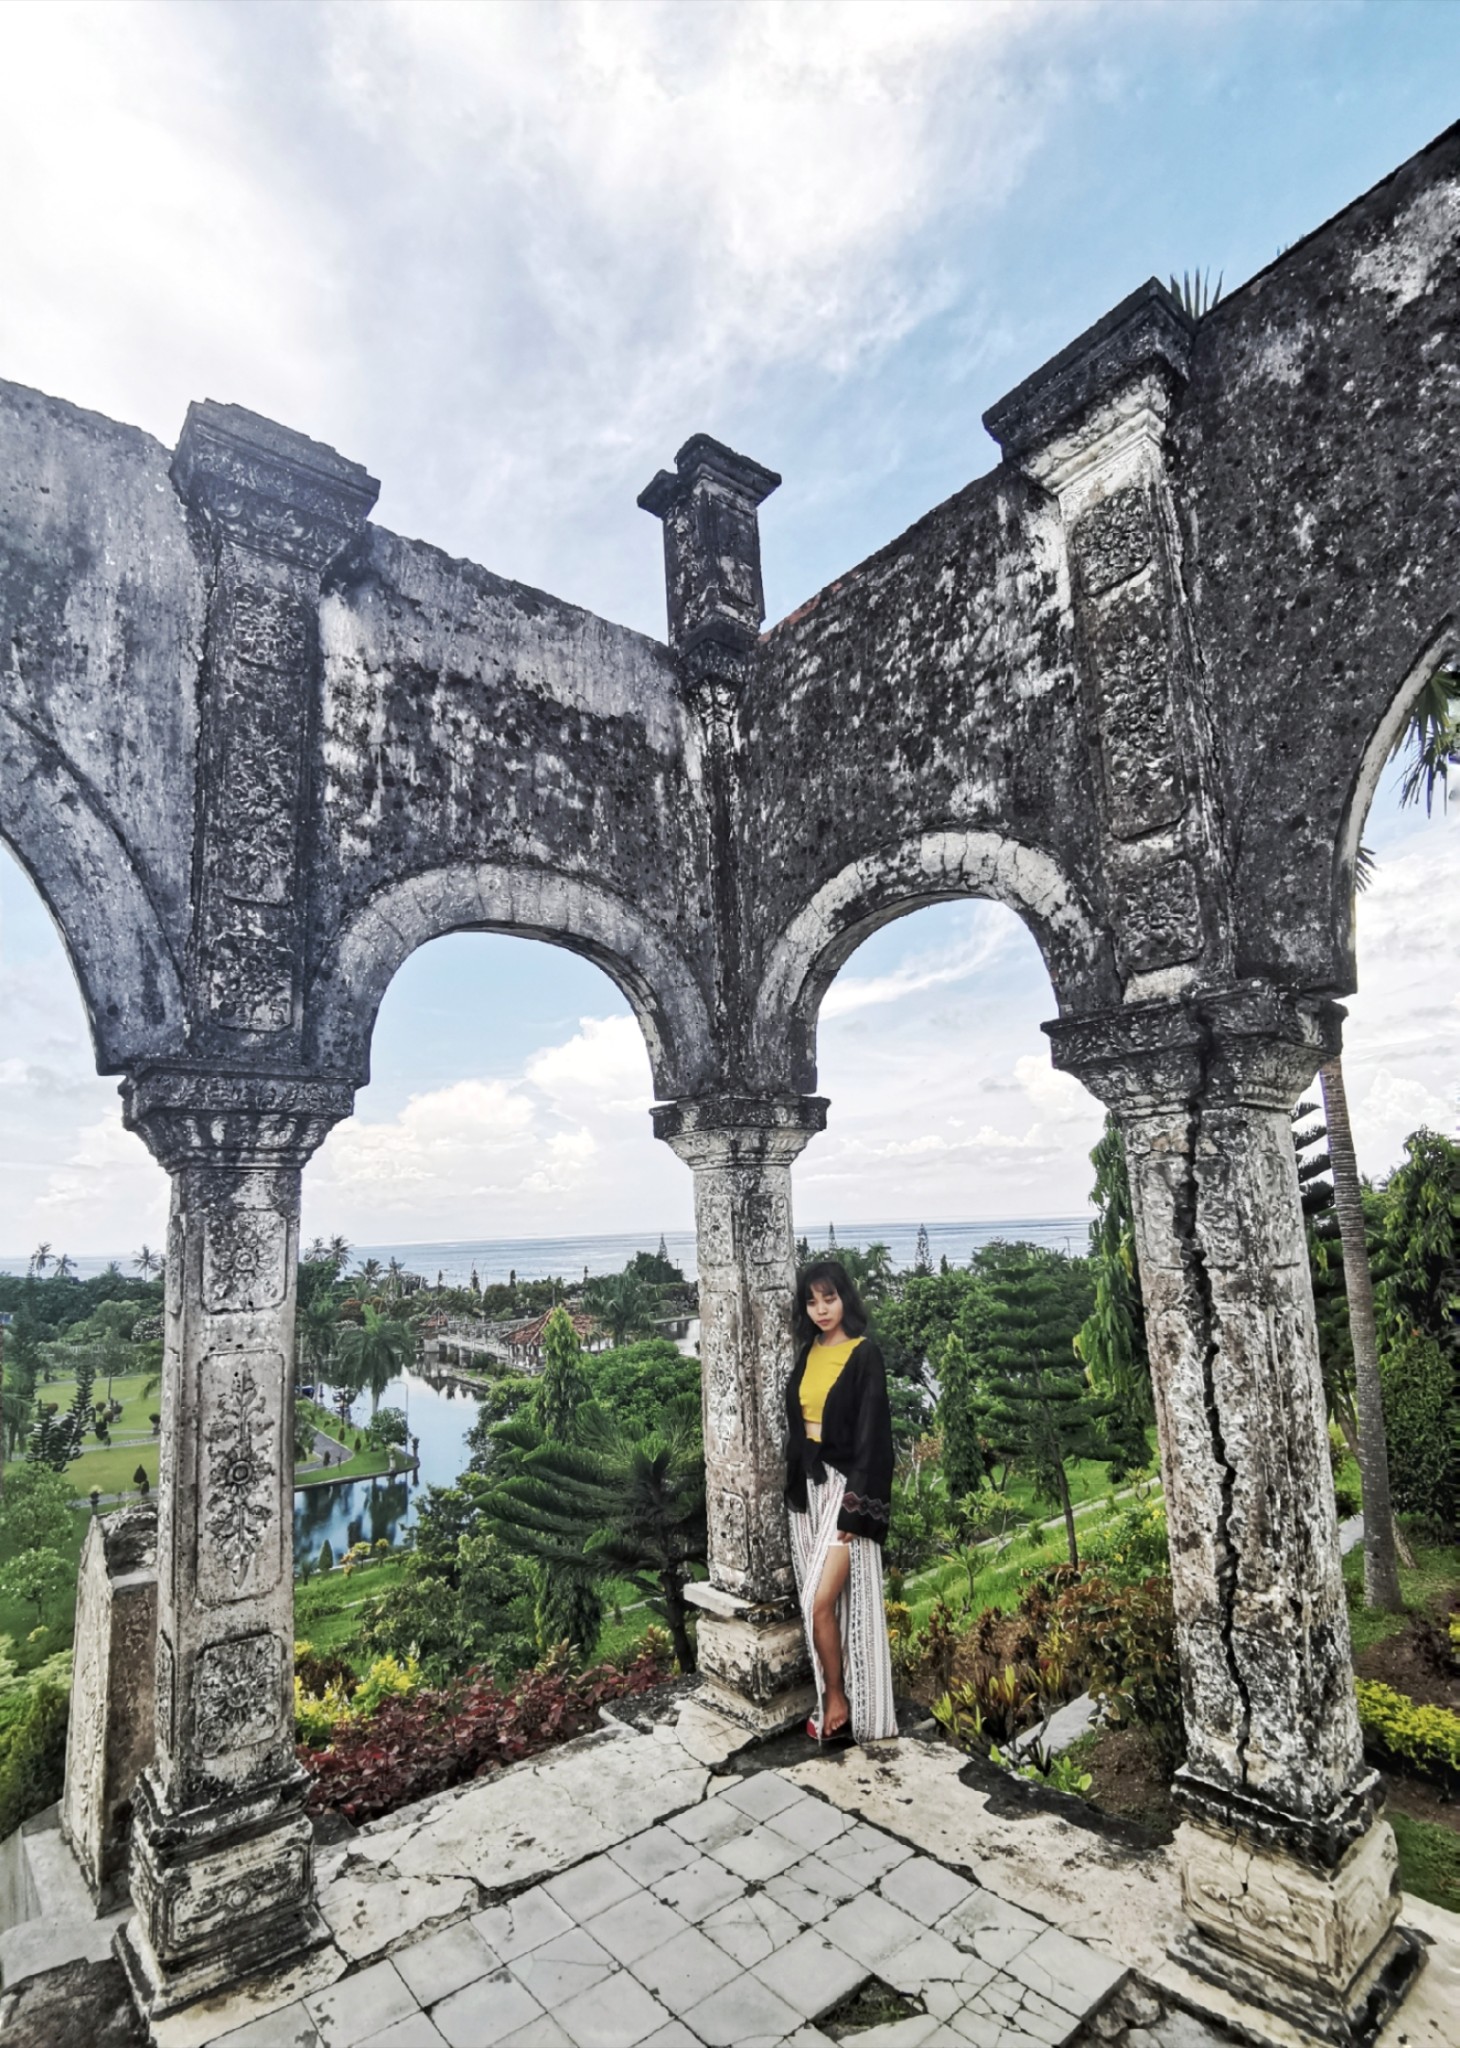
left=653, top=1093, right=825, bottom=1732
left=1050, top=983, right=1418, bottom=2042
left=114, top=1069, right=352, bottom=2017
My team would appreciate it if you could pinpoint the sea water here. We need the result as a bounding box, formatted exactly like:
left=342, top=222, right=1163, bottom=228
left=2, top=1217, right=1089, bottom=1287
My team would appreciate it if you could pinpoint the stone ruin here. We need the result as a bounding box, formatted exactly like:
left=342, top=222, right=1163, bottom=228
left=0, top=118, right=1457, bottom=2043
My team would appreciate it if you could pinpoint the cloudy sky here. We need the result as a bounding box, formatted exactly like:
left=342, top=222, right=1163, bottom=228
left=0, top=0, right=1455, bottom=1261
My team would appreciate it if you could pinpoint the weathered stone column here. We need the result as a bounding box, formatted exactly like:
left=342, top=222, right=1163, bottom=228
left=652, top=1093, right=825, bottom=1732
left=1050, top=984, right=1419, bottom=2042
left=114, top=1069, right=352, bottom=2017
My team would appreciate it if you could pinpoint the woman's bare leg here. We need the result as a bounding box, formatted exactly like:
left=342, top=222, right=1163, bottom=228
left=811, top=1538, right=852, bottom=1733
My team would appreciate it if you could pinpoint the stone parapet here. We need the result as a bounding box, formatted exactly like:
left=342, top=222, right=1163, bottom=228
left=62, top=1505, right=158, bottom=1911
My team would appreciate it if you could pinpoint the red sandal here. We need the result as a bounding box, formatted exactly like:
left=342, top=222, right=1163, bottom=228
left=806, top=1715, right=854, bottom=1749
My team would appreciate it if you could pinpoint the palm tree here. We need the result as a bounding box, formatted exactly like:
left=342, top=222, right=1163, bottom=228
left=582, top=1271, right=658, bottom=1347
left=1327, top=663, right=1457, bottom=1609
left=355, top=1255, right=384, bottom=1294
left=334, top=1305, right=413, bottom=1412
left=328, top=1235, right=351, bottom=1274
left=134, top=1245, right=160, bottom=1279
left=29, top=1244, right=52, bottom=1279
left=298, top=1296, right=339, bottom=1382
left=53, top=1253, right=76, bottom=1281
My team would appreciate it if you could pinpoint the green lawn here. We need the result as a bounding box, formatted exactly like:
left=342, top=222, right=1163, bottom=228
left=294, top=1553, right=410, bottom=1656
left=6, top=1371, right=162, bottom=1501
left=1390, top=1810, right=1460, bottom=1914
left=1342, top=1536, right=1460, bottom=1656
left=295, top=1397, right=398, bottom=1486
left=900, top=1466, right=1165, bottom=1631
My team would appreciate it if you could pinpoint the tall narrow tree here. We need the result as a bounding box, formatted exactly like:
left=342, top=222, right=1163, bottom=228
left=521, top=1306, right=603, bottom=1655
left=972, top=1246, right=1110, bottom=1568
left=1074, top=1117, right=1152, bottom=1479
left=1322, top=662, right=1456, bottom=1607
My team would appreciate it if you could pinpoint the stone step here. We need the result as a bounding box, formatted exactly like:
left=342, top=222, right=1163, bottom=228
left=0, top=1803, right=130, bottom=1994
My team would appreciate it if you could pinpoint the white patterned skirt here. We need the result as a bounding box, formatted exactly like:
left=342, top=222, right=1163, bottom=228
left=788, top=1465, right=898, bottom=1744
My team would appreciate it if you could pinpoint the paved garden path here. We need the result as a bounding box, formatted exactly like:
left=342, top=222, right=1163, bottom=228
left=137, top=1700, right=1459, bottom=2048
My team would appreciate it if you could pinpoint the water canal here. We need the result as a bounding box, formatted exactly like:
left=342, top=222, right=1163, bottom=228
left=292, top=1366, right=485, bottom=1569
left=293, top=1324, right=701, bottom=1572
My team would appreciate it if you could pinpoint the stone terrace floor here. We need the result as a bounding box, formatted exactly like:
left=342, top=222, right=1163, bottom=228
left=10, top=1695, right=1459, bottom=2048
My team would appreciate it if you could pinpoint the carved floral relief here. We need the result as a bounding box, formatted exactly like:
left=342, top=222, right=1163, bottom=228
left=202, top=1206, right=288, bottom=1314
left=193, top=1633, right=281, bottom=1757
left=199, top=1359, right=278, bottom=1600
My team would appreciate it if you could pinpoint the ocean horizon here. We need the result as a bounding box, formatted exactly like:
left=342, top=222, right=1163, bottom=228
left=0, top=1216, right=1093, bottom=1287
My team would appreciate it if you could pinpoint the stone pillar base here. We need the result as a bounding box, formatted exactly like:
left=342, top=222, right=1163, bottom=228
left=1172, top=1816, right=1423, bottom=2045
left=686, top=1584, right=815, bottom=1737
left=116, top=1772, right=329, bottom=2020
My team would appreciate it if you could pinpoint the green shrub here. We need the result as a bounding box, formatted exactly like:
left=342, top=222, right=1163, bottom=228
left=1380, top=1334, right=1459, bottom=1528
left=0, top=1680, right=69, bottom=1839
left=1053, top=1571, right=1185, bottom=1766
left=1355, top=1680, right=1460, bottom=1785
left=1077, top=1497, right=1171, bottom=1584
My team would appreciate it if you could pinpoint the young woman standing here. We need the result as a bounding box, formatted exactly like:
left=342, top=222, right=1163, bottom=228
left=784, top=1259, right=898, bottom=1745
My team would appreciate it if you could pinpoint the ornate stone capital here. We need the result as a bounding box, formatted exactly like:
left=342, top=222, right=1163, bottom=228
left=1046, top=981, right=1344, bottom=1115
left=121, top=1067, right=354, bottom=1173
left=983, top=277, right=1193, bottom=474
left=638, top=433, right=780, bottom=658
left=651, top=1091, right=827, bottom=1171
left=172, top=402, right=378, bottom=571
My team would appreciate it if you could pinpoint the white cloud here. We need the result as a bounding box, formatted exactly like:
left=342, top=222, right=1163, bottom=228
left=304, top=1015, right=678, bottom=1242
left=0, top=0, right=1100, bottom=629
left=1340, top=804, right=1460, bottom=1174
left=29, top=1113, right=168, bottom=1250
left=1351, top=1072, right=1459, bottom=1172
left=797, top=904, right=1103, bottom=1223
left=0, top=3, right=353, bottom=448
left=822, top=910, right=1017, bottom=1019
left=526, top=1014, right=654, bottom=1115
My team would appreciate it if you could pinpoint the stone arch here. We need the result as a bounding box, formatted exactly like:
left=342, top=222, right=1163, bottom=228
left=0, top=706, right=185, bottom=1068
left=751, top=828, right=1114, bottom=1094
left=1329, top=615, right=1459, bottom=993
left=307, top=860, right=715, bottom=1100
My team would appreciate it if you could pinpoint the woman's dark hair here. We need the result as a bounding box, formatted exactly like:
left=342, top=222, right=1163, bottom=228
left=793, top=1259, right=870, bottom=1348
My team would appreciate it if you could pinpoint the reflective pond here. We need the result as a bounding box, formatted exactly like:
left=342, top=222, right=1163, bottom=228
left=292, top=1322, right=700, bottom=1573
left=292, top=1365, right=484, bottom=1570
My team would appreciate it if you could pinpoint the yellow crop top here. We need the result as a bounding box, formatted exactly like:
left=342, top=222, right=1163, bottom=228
left=800, top=1338, right=858, bottom=1430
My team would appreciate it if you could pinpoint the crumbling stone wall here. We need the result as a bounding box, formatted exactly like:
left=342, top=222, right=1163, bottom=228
left=0, top=117, right=1456, bottom=2036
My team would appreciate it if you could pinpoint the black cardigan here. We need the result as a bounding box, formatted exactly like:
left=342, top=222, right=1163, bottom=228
left=784, top=1334, right=894, bottom=1546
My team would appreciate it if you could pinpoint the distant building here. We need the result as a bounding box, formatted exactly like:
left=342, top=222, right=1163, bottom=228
left=504, top=1310, right=604, bottom=1371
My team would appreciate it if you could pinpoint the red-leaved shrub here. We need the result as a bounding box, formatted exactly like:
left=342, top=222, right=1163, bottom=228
left=298, top=1647, right=670, bottom=1826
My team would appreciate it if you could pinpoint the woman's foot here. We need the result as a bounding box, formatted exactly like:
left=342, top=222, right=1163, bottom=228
left=820, top=1689, right=851, bottom=1740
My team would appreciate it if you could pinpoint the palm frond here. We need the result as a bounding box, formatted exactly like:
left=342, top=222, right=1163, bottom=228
left=1168, top=269, right=1223, bottom=321
left=1392, top=665, right=1460, bottom=815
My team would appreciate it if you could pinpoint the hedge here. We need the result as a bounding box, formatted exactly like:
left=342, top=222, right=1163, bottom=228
left=1355, top=1679, right=1460, bottom=1786
left=0, top=1680, right=69, bottom=1841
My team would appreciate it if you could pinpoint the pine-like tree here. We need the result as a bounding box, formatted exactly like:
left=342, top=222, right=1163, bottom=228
left=973, top=1247, right=1112, bottom=1568
left=519, top=1305, right=604, bottom=1655
left=490, top=1397, right=706, bottom=1670
left=1074, top=1117, right=1152, bottom=1479
left=936, top=1331, right=985, bottom=1500
left=27, top=1357, right=95, bottom=1469
left=534, top=1307, right=593, bottom=1438
left=1292, top=1099, right=1363, bottom=1455
left=914, top=1224, right=933, bottom=1278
